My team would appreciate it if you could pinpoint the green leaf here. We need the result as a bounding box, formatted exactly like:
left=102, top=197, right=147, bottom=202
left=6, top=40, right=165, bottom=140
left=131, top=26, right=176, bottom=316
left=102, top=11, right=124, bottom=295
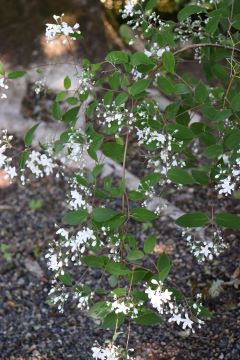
left=56, top=91, right=67, bottom=102
left=129, top=79, right=150, bottom=96
left=105, top=261, right=130, bottom=276
left=232, top=14, right=240, bottom=30
left=128, top=269, right=149, bottom=284
left=167, top=168, right=195, bottom=185
left=140, top=172, right=161, bottom=190
left=128, top=190, right=144, bottom=201
left=191, top=170, right=209, bottom=185
left=224, top=130, right=240, bottom=150
left=157, top=253, right=171, bottom=281
left=92, top=207, right=119, bottom=222
left=131, top=52, right=155, bottom=68
left=101, top=312, right=125, bottom=329
left=0, top=62, right=5, bottom=75
left=102, top=142, right=124, bottom=163
left=64, top=76, right=71, bottom=89
left=157, top=76, right=175, bottom=95
left=131, top=208, right=157, bottom=222
left=203, top=144, right=223, bottom=158
left=195, top=81, right=208, bottom=103
left=115, top=92, right=129, bottom=106
left=176, top=212, right=208, bottom=228
left=82, top=256, right=108, bottom=268
left=58, top=272, right=72, bottom=286
left=178, top=5, right=206, bottom=21
left=144, top=234, right=156, bottom=253
left=62, top=106, right=80, bottom=124
left=106, top=51, right=128, bottom=65
left=52, top=101, right=62, bottom=120
left=215, top=213, right=240, bottom=229
left=63, top=209, right=88, bottom=225
left=134, top=310, right=161, bottom=325
left=127, top=249, right=144, bottom=261
left=89, top=301, right=110, bottom=319
left=162, top=51, right=175, bottom=74
left=19, top=150, right=29, bottom=169
left=205, top=15, right=220, bottom=34
left=8, top=70, right=26, bottom=79
left=108, top=72, right=120, bottom=90
left=144, top=0, right=156, bottom=11
left=167, top=123, right=194, bottom=140
left=230, top=94, right=240, bottom=112
left=24, top=123, right=39, bottom=146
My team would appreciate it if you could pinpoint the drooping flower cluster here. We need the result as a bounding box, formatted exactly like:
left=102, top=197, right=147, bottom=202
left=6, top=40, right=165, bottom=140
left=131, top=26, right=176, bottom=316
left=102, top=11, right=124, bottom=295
left=0, top=77, right=8, bottom=99
left=144, top=44, right=170, bottom=59
left=77, top=69, right=95, bottom=95
left=175, top=15, right=207, bottom=43
left=121, top=0, right=168, bottom=33
left=92, top=342, right=134, bottom=360
left=145, top=280, right=205, bottom=333
left=145, top=279, right=172, bottom=314
left=215, top=154, right=240, bottom=196
left=46, top=14, right=81, bottom=44
left=0, top=130, right=17, bottom=181
left=182, top=228, right=228, bottom=263
left=108, top=294, right=143, bottom=319
left=34, top=78, right=46, bottom=95
left=97, top=102, right=134, bottom=132
left=25, top=150, right=56, bottom=178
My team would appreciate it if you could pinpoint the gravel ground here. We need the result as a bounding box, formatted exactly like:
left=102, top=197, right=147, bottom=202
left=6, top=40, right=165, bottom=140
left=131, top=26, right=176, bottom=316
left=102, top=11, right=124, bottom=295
left=0, top=149, right=239, bottom=360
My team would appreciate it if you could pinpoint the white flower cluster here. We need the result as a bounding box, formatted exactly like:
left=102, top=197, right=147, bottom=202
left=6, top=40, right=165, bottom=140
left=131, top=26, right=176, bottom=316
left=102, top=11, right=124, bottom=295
left=25, top=150, right=56, bottom=178
left=145, top=279, right=172, bottom=314
left=195, top=0, right=220, bottom=5
left=175, top=16, right=207, bottom=43
left=59, top=130, right=89, bottom=166
left=0, top=130, right=17, bottom=181
left=215, top=155, right=240, bottom=196
left=169, top=293, right=205, bottom=333
left=97, top=102, right=134, bottom=131
left=46, top=224, right=96, bottom=273
left=183, top=228, right=227, bottom=262
left=46, top=14, right=80, bottom=44
left=108, top=295, right=143, bottom=319
left=34, top=79, right=46, bottom=95
left=144, top=44, right=170, bottom=59
left=0, top=77, right=8, bottom=99
left=77, top=69, right=95, bottom=94
left=48, top=283, right=70, bottom=313
left=73, top=286, right=93, bottom=310
left=145, top=280, right=204, bottom=333
left=92, top=342, right=134, bottom=360
left=136, top=127, right=166, bottom=146
left=48, top=281, right=92, bottom=313
left=121, top=0, right=167, bottom=33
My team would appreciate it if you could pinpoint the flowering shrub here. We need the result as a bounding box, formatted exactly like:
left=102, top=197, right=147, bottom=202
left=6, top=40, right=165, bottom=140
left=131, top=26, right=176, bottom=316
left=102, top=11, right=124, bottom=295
left=1, top=0, right=240, bottom=358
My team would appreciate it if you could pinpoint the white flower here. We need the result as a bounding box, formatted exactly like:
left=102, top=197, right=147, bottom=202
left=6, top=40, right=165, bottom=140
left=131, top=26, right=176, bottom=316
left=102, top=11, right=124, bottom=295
left=5, top=166, right=17, bottom=179
left=168, top=312, right=183, bottom=325
left=182, top=313, right=194, bottom=330
left=46, top=254, right=61, bottom=271
left=217, top=176, right=235, bottom=196
left=0, top=152, right=7, bottom=167
left=70, top=227, right=96, bottom=253
left=69, top=189, right=86, bottom=210
left=45, top=15, right=80, bottom=43
left=145, top=281, right=172, bottom=314
left=56, top=228, right=69, bottom=240
left=26, top=150, right=55, bottom=178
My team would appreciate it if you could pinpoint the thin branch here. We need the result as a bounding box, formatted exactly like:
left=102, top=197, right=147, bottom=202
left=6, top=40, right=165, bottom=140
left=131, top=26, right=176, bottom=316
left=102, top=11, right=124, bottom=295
left=150, top=43, right=240, bottom=77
